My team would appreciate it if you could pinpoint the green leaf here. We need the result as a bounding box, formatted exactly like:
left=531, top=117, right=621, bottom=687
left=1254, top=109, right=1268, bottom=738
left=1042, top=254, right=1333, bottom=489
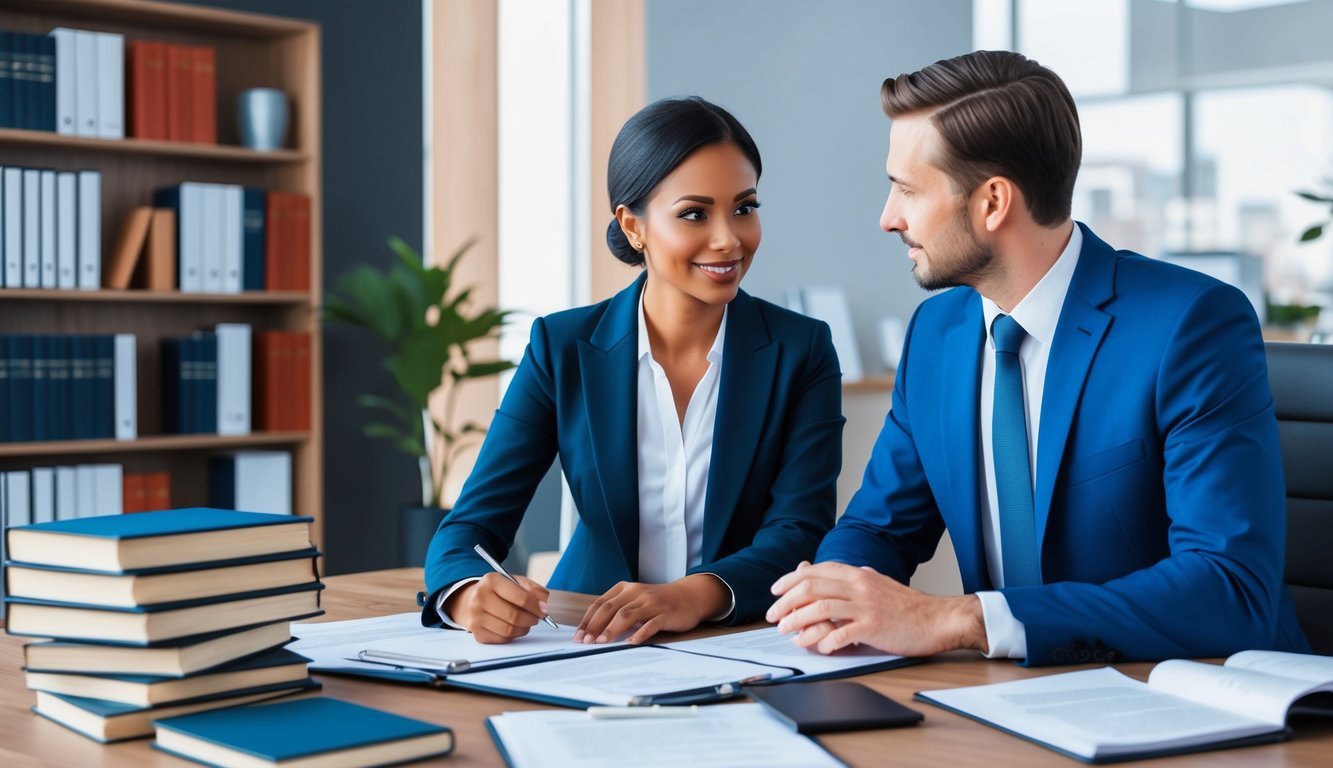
left=356, top=394, right=415, bottom=423
left=1300, top=224, right=1325, bottom=242
left=462, top=359, right=516, bottom=379
left=1296, top=191, right=1333, bottom=204
left=387, top=333, right=453, bottom=408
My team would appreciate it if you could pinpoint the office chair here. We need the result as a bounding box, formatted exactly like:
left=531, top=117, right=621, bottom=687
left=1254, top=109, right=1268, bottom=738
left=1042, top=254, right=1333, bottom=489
left=1267, top=342, right=1333, bottom=655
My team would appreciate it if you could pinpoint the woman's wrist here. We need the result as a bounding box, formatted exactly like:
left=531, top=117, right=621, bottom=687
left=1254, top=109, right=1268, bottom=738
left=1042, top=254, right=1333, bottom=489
left=675, top=574, right=730, bottom=623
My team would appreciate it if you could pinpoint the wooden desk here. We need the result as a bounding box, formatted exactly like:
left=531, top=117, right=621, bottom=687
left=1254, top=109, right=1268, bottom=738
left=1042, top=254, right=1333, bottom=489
left=4, top=568, right=1331, bottom=766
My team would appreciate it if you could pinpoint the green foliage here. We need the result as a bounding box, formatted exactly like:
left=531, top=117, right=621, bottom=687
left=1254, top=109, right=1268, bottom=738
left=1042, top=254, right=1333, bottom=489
left=325, top=237, right=516, bottom=506
left=1295, top=186, right=1333, bottom=244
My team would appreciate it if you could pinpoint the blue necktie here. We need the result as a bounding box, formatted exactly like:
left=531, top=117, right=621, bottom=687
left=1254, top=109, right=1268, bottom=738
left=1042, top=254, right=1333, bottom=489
left=991, top=314, right=1040, bottom=587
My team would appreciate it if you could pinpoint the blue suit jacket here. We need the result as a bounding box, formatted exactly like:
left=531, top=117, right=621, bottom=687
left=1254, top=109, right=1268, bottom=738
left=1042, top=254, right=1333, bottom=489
left=423, top=273, right=844, bottom=625
left=818, top=224, right=1310, bottom=665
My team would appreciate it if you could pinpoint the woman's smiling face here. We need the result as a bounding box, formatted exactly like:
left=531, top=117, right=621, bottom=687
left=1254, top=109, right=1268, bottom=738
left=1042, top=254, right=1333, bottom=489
left=619, top=141, right=761, bottom=307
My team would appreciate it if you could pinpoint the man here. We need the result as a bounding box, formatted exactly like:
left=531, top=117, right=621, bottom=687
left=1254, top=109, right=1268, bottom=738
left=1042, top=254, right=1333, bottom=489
left=767, top=50, right=1310, bottom=666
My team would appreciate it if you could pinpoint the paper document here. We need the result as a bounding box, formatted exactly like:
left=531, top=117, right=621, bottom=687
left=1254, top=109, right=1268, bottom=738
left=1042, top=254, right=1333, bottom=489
left=454, top=645, right=794, bottom=707
left=664, top=626, right=907, bottom=679
left=291, top=612, right=629, bottom=677
left=488, top=703, right=842, bottom=768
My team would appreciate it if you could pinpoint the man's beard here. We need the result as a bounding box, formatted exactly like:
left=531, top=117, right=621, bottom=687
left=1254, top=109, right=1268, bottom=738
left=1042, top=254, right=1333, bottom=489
left=910, top=207, right=997, bottom=291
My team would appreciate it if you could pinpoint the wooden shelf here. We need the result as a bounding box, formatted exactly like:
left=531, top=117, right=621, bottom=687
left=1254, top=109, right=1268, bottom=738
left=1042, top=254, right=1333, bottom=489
left=1, top=0, right=313, bottom=37
left=0, top=128, right=309, bottom=164
left=0, top=289, right=313, bottom=305
left=0, top=432, right=311, bottom=459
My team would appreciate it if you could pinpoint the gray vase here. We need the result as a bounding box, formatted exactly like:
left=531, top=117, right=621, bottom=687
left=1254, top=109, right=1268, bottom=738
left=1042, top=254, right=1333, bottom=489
left=238, top=88, right=289, bottom=150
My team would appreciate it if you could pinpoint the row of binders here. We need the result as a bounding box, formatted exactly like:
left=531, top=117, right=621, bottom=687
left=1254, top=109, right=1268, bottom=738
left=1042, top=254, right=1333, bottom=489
left=144, top=184, right=311, bottom=294
left=5, top=508, right=325, bottom=743
left=0, top=333, right=135, bottom=443
left=0, top=166, right=101, bottom=290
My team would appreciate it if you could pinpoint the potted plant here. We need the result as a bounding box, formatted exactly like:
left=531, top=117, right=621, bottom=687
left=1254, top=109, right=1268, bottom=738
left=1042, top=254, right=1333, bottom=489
left=325, top=237, right=515, bottom=566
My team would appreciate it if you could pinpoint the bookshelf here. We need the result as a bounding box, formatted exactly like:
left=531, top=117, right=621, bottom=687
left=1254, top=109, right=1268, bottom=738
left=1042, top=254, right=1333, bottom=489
left=0, top=0, right=324, bottom=546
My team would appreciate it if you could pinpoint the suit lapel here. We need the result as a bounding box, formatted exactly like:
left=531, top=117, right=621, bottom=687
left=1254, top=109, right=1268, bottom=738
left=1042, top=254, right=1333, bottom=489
left=702, top=291, right=777, bottom=562
left=578, top=274, right=645, bottom=578
left=939, top=293, right=990, bottom=588
left=1034, top=224, right=1116, bottom=558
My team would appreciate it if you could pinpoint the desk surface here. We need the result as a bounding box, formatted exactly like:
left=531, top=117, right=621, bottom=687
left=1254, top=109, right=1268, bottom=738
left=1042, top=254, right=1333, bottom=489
left=4, top=568, right=1331, bottom=767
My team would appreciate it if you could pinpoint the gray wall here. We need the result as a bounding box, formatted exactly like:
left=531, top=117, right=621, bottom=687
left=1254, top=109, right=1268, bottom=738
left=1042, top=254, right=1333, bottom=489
left=646, top=0, right=973, bottom=374
left=179, top=0, right=424, bottom=575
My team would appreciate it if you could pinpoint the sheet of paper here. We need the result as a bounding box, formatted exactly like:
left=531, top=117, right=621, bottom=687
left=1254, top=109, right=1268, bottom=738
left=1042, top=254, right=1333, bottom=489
left=358, top=620, right=630, bottom=671
left=489, top=703, right=841, bottom=768
left=456, top=645, right=793, bottom=706
left=290, top=612, right=445, bottom=676
left=663, top=626, right=904, bottom=678
left=919, top=667, right=1274, bottom=760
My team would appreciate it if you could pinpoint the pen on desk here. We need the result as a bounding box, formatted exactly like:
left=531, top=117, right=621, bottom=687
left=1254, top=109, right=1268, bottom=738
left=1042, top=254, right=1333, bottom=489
left=474, top=543, right=560, bottom=630
left=588, top=705, right=699, bottom=719
left=628, top=673, right=773, bottom=706
left=357, top=650, right=472, bottom=674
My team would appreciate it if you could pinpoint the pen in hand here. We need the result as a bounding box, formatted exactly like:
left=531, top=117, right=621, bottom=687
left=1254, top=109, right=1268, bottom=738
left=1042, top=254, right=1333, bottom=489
left=474, top=544, right=559, bottom=630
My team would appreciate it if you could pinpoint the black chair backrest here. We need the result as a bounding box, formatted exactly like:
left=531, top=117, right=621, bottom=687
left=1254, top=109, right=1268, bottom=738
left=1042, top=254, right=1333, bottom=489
left=1267, top=341, right=1333, bottom=655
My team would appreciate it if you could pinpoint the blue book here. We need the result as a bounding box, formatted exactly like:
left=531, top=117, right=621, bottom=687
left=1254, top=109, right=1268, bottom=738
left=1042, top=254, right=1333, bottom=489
left=9, top=333, right=34, bottom=442
left=24, top=619, right=298, bottom=677
left=47, top=335, right=71, bottom=440
left=33, top=678, right=321, bottom=744
left=93, top=334, right=115, bottom=438
left=21, top=33, right=39, bottom=131
left=24, top=648, right=311, bottom=707
left=153, top=698, right=455, bottom=767
left=70, top=334, right=96, bottom=439
left=31, top=334, right=49, bottom=441
left=35, top=34, right=55, bottom=132
left=193, top=332, right=218, bottom=434
left=0, top=334, right=10, bottom=441
left=160, top=337, right=186, bottom=433
left=242, top=187, right=266, bottom=291
left=0, top=32, right=14, bottom=129
left=12, top=32, right=29, bottom=130
left=4, top=582, right=325, bottom=645
left=5, top=507, right=315, bottom=572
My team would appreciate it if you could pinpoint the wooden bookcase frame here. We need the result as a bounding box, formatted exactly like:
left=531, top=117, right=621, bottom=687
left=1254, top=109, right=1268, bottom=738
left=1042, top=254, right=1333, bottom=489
left=0, top=0, right=324, bottom=547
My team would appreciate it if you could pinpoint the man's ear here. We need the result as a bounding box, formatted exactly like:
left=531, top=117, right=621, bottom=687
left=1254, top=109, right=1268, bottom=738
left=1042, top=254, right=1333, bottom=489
left=976, top=176, right=1018, bottom=233
left=614, top=205, right=645, bottom=251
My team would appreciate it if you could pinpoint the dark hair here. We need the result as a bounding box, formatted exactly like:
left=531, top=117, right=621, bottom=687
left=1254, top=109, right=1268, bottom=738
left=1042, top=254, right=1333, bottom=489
left=605, top=96, right=762, bottom=266
left=881, top=50, right=1080, bottom=226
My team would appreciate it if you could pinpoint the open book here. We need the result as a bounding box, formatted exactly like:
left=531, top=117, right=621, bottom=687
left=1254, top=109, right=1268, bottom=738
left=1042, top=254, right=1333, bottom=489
left=916, top=650, right=1333, bottom=763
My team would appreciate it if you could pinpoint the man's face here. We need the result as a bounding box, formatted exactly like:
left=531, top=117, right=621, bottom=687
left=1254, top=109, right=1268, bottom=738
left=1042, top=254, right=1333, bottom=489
left=880, top=113, right=994, bottom=291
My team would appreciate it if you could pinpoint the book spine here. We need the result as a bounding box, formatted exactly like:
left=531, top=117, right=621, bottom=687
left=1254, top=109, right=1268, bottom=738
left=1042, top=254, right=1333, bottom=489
left=73, top=30, right=98, bottom=138
left=35, top=34, right=55, bottom=131
left=92, top=463, right=123, bottom=517
left=10, top=334, right=33, bottom=442
left=196, top=332, right=218, bottom=434
left=50, top=30, right=76, bottom=135
left=3, top=168, right=21, bottom=287
left=55, top=172, right=76, bottom=289
left=242, top=187, right=266, bottom=291
left=146, top=208, right=176, bottom=291
left=53, top=466, right=76, bottom=520
left=292, top=194, right=311, bottom=291
left=73, top=464, right=95, bottom=518
left=0, top=335, right=9, bottom=441
left=146, top=471, right=171, bottom=511
left=113, top=333, right=136, bottom=441
left=13, top=33, right=31, bottom=131
left=263, top=191, right=285, bottom=291
left=122, top=471, right=144, bottom=514
left=95, top=33, right=124, bottom=139
left=22, top=169, right=39, bottom=287
left=31, top=335, right=49, bottom=441
left=128, top=40, right=168, bottom=141
left=209, top=454, right=236, bottom=510
left=31, top=467, right=55, bottom=524
left=165, top=44, right=192, bottom=142
left=0, top=32, right=13, bottom=130
left=201, top=183, right=223, bottom=292
left=77, top=171, right=100, bottom=291
left=216, top=324, right=251, bottom=436
left=39, top=170, right=55, bottom=288
left=181, top=183, right=204, bottom=292
left=47, top=335, right=70, bottom=440
left=93, top=335, right=114, bottom=439
left=291, top=333, right=311, bottom=432
left=190, top=46, right=216, bottom=144
left=222, top=185, right=242, bottom=293
left=69, top=335, right=94, bottom=440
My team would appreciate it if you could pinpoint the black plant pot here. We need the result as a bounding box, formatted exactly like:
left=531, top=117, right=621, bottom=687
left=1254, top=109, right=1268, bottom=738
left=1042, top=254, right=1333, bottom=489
left=399, top=505, right=449, bottom=568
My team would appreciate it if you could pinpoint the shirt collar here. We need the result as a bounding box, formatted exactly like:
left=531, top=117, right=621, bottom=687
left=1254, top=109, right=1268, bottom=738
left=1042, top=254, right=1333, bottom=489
left=637, top=285, right=728, bottom=365
left=981, top=223, right=1082, bottom=348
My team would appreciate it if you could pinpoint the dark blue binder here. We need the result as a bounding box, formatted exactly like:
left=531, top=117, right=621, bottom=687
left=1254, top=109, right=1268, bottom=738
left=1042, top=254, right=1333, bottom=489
left=9, top=333, right=34, bottom=442
left=70, top=335, right=96, bottom=440
left=35, top=34, right=55, bottom=132
left=93, top=334, right=114, bottom=439
left=47, top=335, right=71, bottom=440
left=0, top=32, right=14, bottom=129
left=242, top=187, right=266, bottom=291
left=160, top=337, right=183, bottom=433
left=193, top=332, right=217, bottom=434
left=0, top=334, right=11, bottom=441
left=31, top=334, right=49, bottom=441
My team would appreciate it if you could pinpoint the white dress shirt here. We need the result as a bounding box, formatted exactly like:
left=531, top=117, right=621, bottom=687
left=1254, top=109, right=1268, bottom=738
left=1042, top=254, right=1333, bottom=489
left=974, top=224, right=1082, bottom=659
left=438, top=290, right=734, bottom=627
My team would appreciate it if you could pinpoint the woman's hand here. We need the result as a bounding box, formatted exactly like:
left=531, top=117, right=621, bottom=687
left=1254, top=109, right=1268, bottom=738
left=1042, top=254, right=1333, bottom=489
left=575, top=574, right=730, bottom=645
left=443, top=572, right=551, bottom=644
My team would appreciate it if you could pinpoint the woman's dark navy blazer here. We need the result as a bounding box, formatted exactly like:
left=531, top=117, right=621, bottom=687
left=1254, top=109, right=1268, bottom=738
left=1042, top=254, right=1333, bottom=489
left=422, top=273, right=845, bottom=624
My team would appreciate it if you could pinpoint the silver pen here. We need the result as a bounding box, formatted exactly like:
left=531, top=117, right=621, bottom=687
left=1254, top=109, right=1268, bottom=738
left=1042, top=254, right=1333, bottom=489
left=474, top=543, right=560, bottom=629
left=356, top=649, right=472, bottom=674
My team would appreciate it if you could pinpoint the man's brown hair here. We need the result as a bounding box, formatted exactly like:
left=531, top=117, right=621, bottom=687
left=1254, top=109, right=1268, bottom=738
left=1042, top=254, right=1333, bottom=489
left=882, top=50, right=1081, bottom=226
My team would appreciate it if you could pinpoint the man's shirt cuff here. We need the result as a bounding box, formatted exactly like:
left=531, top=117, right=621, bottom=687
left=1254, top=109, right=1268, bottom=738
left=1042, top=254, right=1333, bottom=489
left=976, top=590, right=1027, bottom=659
left=434, top=577, right=483, bottom=629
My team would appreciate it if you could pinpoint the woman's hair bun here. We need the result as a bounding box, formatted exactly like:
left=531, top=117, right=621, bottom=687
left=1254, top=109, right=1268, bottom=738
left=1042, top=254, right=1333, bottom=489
left=606, top=219, right=644, bottom=266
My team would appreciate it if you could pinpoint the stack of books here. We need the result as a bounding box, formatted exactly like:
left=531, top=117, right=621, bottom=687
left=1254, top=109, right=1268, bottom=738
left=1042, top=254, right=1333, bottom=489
left=4, top=508, right=325, bottom=742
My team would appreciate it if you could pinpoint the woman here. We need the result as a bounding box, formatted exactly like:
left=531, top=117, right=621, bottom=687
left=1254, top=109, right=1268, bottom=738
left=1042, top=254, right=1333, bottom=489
left=422, top=96, right=843, bottom=645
